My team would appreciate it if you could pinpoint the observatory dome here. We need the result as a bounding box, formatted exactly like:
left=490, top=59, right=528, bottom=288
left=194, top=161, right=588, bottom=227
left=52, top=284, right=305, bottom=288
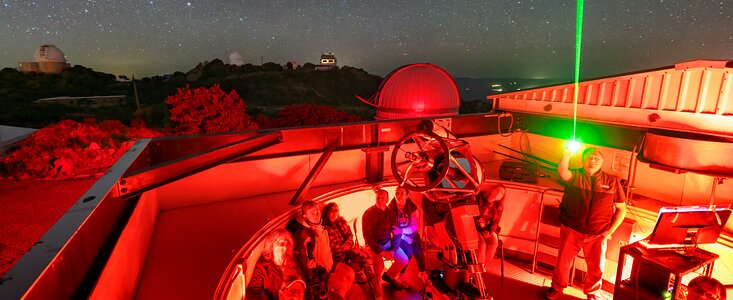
left=33, top=45, right=66, bottom=63
left=368, top=64, right=460, bottom=120
left=229, top=52, right=244, bottom=66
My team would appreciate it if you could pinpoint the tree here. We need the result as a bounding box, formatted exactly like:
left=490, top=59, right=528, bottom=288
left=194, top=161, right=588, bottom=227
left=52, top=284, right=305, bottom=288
left=201, top=59, right=226, bottom=79
left=165, top=84, right=257, bottom=135
left=262, top=62, right=283, bottom=72
left=0, top=68, right=24, bottom=85
left=301, top=62, right=316, bottom=71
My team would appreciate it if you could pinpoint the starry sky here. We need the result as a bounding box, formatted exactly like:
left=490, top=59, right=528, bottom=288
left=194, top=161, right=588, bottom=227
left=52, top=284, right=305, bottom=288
left=1, top=0, right=732, bottom=80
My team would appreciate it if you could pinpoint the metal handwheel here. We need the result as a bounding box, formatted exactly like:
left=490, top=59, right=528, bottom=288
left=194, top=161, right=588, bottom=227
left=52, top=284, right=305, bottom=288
left=391, top=130, right=450, bottom=192
left=391, top=129, right=484, bottom=195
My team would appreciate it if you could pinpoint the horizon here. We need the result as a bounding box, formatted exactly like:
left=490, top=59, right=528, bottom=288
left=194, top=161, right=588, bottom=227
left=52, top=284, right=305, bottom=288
left=4, top=57, right=580, bottom=82
left=1, top=1, right=732, bottom=79
left=4, top=57, right=698, bottom=84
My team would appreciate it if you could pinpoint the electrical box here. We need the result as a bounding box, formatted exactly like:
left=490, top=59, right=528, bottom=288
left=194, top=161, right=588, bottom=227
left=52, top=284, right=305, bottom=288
left=499, top=161, right=538, bottom=183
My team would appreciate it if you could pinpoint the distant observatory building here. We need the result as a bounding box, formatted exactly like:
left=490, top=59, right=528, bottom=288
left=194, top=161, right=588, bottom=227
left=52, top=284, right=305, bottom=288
left=17, top=45, right=70, bottom=73
left=357, top=63, right=461, bottom=120
left=320, top=52, right=337, bottom=66
left=316, top=52, right=337, bottom=70
left=229, top=52, right=244, bottom=66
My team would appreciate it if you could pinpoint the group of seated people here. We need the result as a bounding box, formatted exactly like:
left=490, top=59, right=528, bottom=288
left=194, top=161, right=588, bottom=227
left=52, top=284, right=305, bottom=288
left=245, top=183, right=507, bottom=300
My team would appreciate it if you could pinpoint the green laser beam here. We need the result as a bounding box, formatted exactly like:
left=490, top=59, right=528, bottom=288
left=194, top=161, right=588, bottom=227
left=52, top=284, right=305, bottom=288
left=573, top=0, right=584, bottom=141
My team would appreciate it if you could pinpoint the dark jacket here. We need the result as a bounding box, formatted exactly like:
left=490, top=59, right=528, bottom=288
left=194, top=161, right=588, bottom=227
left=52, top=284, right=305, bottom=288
left=560, top=168, right=623, bottom=234
left=246, top=258, right=304, bottom=300
left=290, top=218, right=314, bottom=263
left=362, top=205, right=394, bottom=253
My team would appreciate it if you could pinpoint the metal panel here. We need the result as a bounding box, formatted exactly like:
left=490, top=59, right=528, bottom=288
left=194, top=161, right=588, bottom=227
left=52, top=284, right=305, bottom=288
left=586, top=83, right=597, bottom=105
left=661, top=71, right=682, bottom=111
left=550, top=89, right=560, bottom=102
left=642, top=74, right=663, bottom=109
left=119, top=132, right=283, bottom=197
left=699, top=69, right=724, bottom=114
left=599, top=81, right=613, bottom=106
left=680, top=68, right=703, bottom=112
left=628, top=77, right=644, bottom=108
left=722, top=73, right=733, bottom=115
left=613, top=78, right=629, bottom=107
left=639, top=130, right=733, bottom=177
left=561, top=87, right=571, bottom=103
left=0, top=139, right=151, bottom=299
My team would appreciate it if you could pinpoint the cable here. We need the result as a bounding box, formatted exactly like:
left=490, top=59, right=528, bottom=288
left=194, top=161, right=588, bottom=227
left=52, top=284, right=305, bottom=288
left=518, top=129, right=532, bottom=162
left=497, top=112, right=514, bottom=137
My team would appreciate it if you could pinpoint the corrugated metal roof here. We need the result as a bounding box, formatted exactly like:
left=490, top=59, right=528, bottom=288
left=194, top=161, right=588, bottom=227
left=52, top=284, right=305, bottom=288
left=490, top=60, right=733, bottom=137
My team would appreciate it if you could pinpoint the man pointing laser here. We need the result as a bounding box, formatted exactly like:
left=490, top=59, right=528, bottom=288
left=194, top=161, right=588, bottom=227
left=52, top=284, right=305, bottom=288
left=544, top=146, right=627, bottom=300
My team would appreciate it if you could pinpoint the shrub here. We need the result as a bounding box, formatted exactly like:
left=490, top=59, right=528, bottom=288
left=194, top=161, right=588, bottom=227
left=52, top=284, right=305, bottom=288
left=0, top=119, right=162, bottom=179
left=276, top=104, right=361, bottom=128
left=165, top=84, right=257, bottom=135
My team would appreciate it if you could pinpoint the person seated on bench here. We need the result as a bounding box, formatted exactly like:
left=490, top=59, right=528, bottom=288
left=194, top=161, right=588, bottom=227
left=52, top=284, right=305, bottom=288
left=473, top=184, right=505, bottom=265
left=247, top=229, right=305, bottom=300
left=387, top=186, right=425, bottom=282
left=322, top=203, right=356, bottom=263
left=443, top=184, right=505, bottom=265
left=290, top=200, right=354, bottom=299
left=322, top=202, right=379, bottom=299
left=363, top=188, right=410, bottom=290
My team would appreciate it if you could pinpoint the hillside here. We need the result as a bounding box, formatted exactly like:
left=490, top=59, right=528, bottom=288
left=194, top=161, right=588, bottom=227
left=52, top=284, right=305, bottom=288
left=0, top=60, right=383, bottom=129
left=0, top=60, right=562, bottom=129
left=0, top=66, right=133, bottom=128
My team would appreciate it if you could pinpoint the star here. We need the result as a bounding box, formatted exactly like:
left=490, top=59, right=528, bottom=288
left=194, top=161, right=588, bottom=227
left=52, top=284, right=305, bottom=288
left=0, top=1, right=729, bottom=80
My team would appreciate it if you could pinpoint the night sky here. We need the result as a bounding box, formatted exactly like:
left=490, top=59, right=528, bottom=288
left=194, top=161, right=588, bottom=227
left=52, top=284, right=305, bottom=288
left=1, top=1, right=731, bottom=80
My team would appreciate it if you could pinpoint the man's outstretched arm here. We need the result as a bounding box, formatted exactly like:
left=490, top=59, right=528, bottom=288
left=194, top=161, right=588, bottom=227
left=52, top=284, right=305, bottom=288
left=558, top=150, right=573, bottom=182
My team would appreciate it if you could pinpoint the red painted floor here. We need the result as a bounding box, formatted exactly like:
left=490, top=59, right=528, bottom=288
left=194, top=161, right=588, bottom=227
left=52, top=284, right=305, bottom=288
left=0, top=179, right=96, bottom=277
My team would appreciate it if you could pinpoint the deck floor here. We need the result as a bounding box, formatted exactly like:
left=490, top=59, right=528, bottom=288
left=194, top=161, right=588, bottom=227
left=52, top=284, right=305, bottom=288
left=351, top=256, right=614, bottom=300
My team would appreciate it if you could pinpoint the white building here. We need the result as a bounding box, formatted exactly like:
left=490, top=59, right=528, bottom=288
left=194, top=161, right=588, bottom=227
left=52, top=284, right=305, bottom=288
left=18, top=45, right=71, bottom=73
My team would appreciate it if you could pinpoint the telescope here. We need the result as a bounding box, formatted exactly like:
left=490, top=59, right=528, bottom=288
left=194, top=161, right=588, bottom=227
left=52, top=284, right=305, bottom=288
left=391, top=119, right=492, bottom=300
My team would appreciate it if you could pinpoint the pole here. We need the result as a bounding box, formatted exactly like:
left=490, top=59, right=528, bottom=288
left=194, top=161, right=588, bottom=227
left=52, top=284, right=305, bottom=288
left=132, top=75, right=141, bottom=113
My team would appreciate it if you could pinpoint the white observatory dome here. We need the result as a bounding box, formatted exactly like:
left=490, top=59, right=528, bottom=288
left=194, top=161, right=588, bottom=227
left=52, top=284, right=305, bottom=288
left=229, top=52, right=244, bottom=66
left=33, top=45, right=67, bottom=63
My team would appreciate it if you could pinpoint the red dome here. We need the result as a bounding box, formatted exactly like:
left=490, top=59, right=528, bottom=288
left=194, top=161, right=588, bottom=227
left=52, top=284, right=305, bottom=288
left=365, top=64, right=460, bottom=120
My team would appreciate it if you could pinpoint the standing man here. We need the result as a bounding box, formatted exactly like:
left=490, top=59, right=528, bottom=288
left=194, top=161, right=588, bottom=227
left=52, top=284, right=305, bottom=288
left=544, top=147, right=627, bottom=300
